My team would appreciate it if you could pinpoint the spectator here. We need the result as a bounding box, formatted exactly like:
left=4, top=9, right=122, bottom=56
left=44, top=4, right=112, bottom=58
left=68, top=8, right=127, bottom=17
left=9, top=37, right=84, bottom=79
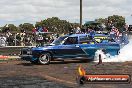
left=0, top=34, right=6, bottom=46
left=38, top=26, right=43, bottom=32
left=21, top=28, right=25, bottom=33
left=89, top=29, right=95, bottom=37
left=43, top=27, right=48, bottom=32
left=75, top=27, right=81, bottom=34
left=110, top=27, right=120, bottom=39
left=24, top=35, right=31, bottom=46
left=107, top=21, right=114, bottom=32
left=81, top=26, right=87, bottom=33
left=99, top=25, right=104, bottom=31
left=32, top=27, right=37, bottom=33
left=16, top=34, right=21, bottom=46
left=20, top=33, right=25, bottom=46
left=7, top=35, right=14, bottom=46
left=36, top=34, right=44, bottom=46
left=94, top=25, right=100, bottom=31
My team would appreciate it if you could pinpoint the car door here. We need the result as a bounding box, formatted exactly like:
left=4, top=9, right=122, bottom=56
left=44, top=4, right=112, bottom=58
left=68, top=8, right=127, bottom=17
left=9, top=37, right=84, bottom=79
left=54, top=37, right=84, bottom=58
left=78, top=35, right=97, bottom=58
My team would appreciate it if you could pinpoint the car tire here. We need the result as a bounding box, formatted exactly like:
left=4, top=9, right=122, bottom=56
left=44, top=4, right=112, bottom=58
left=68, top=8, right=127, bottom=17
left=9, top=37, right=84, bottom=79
left=38, top=53, right=51, bottom=65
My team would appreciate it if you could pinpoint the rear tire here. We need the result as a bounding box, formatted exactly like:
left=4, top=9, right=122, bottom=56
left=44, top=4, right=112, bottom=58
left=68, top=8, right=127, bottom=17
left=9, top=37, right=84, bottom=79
left=38, top=53, right=51, bottom=65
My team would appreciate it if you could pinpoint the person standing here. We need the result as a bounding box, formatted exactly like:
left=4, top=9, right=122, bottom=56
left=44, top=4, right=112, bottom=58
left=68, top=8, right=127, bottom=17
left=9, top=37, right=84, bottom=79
left=36, top=34, right=43, bottom=46
left=43, top=27, right=48, bottom=32
left=0, top=35, right=6, bottom=46
left=75, top=27, right=81, bottom=34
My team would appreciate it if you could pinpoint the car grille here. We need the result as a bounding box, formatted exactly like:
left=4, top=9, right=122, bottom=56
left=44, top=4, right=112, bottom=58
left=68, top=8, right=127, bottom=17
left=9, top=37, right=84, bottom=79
left=21, top=48, right=32, bottom=55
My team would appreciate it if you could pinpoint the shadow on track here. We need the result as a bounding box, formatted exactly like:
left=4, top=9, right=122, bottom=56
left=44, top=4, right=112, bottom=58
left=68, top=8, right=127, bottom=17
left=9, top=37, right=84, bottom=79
left=17, top=62, right=34, bottom=66
left=17, top=60, right=93, bottom=66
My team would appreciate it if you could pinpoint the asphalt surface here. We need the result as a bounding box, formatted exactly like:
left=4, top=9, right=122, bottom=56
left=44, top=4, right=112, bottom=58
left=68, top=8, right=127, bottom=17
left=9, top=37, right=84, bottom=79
left=0, top=76, right=70, bottom=88
left=0, top=60, right=132, bottom=88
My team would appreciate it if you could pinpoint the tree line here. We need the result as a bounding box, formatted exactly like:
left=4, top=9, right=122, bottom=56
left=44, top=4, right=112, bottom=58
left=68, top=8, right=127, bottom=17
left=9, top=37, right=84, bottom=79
left=0, top=15, right=126, bottom=34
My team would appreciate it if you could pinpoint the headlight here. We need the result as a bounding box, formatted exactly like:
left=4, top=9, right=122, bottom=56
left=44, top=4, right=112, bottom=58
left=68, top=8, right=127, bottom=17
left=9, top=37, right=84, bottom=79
left=27, top=48, right=32, bottom=54
left=21, top=48, right=32, bottom=55
left=27, top=51, right=31, bottom=54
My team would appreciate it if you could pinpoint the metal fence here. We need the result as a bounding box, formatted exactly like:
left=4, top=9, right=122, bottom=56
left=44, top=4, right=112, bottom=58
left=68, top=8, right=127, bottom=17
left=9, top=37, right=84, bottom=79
left=0, top=32, right=54, bottom=47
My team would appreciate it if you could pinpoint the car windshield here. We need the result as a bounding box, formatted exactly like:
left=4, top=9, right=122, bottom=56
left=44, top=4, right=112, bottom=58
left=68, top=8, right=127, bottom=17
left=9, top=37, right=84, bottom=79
left=51, top=36, right=68, bottom=45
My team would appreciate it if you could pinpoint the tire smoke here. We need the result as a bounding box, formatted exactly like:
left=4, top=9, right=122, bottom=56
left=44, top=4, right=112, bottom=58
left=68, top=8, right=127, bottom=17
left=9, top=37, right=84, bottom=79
left=94, top=39, right=132, bottom=62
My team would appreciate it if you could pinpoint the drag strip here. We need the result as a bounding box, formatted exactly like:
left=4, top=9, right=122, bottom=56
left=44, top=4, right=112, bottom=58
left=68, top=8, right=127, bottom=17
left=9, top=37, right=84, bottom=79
left=0, top=60, right=132, bottom=88
left=0, top=76, right=71, bottom=88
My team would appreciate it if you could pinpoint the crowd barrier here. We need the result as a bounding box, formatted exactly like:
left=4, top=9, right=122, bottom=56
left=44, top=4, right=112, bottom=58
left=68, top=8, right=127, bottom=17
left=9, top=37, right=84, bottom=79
left=0, top=46, right=35, bottom=56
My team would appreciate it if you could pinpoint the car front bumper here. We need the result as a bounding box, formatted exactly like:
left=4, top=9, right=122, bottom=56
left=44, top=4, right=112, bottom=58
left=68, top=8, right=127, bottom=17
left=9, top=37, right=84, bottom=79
left=20, top=55, right=32, bottom=61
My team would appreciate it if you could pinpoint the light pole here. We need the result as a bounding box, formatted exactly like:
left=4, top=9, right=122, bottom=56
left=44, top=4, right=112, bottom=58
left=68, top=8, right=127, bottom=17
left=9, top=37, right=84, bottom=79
left=80, top=0, right=82, bottom=28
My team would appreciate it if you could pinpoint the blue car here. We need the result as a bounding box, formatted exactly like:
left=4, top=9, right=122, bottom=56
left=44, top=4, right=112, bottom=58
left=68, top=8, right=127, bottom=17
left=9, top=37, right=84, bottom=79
left=20, top=33, right=120, bottom=64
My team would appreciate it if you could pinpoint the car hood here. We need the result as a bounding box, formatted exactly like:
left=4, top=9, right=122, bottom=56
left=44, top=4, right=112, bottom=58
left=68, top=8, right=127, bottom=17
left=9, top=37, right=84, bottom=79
left=32, top=45, right=54, bottom=51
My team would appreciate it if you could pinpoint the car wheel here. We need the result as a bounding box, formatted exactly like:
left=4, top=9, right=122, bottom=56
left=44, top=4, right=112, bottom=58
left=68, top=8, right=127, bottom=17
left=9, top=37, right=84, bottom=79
left=38, top=53, right=51, bottom=65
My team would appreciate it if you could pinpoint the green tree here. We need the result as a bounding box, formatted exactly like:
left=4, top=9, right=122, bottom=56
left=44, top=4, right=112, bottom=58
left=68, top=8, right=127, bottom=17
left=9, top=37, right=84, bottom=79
left=95, top=15, right=125, bottom=31
left=2, top=24, right=18, bottom=32
left=107, top=15, right=125, bottom=28
left=95, top=18, right=108, bottom=26
left=19, top=23, right=34, bottom=32
left=35, top=17, right=71, bottom=34
left=8, top=24, right=18, bottom=31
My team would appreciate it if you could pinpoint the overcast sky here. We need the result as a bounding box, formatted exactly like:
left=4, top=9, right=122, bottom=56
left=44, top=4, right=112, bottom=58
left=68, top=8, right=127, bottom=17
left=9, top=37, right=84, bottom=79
left=0, top=0, right=132, bottom=26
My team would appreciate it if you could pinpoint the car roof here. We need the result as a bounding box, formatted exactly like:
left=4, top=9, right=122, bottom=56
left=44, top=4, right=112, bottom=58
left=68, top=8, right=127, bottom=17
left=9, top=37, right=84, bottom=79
left=69, top=34, right=88, bottom=37
left=68, top=33, right=109, bottom=37
left=93, top=34, right=109, bottom=37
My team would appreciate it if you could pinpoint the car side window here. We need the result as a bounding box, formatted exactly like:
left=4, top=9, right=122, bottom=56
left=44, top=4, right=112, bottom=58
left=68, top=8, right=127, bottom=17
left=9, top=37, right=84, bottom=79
left=100, top=39, right=109, bottom=43
left=79, top=36, right=95, bottom=44
left=64, top=37, right=78, bottom=45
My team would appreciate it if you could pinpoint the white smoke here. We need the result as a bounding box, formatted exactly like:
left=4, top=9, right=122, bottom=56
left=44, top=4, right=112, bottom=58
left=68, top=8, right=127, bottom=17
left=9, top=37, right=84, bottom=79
left=94, top=39, right=132, bottom=62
